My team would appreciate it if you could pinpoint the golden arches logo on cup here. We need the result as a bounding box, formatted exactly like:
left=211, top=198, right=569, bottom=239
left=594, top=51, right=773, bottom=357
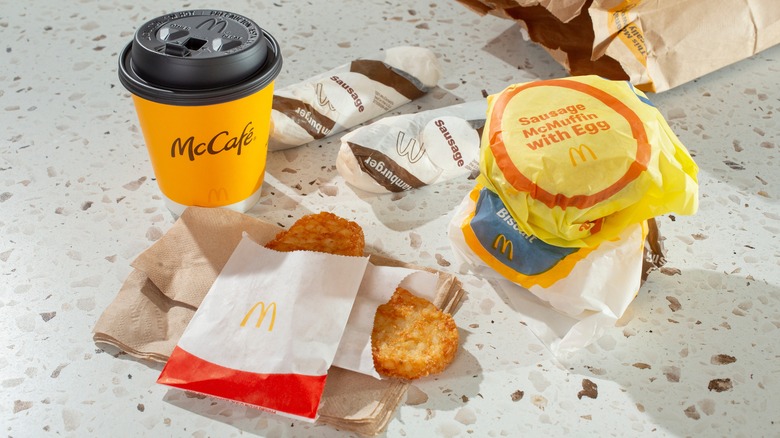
left=207, top=187, right=230, bottom=204
left=118, top=10, right=283, bottom=214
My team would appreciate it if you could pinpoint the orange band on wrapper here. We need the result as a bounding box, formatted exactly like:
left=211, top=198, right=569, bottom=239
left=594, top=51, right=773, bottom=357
left=132, top=83, right=273, bottom=208
left=479, top=75, right=699, bottom=248
left=488, top=79, right=651, bottom=209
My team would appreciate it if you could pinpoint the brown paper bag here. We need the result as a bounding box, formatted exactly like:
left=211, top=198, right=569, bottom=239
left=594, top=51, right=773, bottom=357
left=93, top=207, right=464, bottom=435
left=455, top=0, right=780, bottom=92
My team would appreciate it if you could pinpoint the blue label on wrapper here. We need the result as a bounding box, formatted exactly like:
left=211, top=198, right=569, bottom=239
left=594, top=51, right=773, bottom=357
left=469, top=188, right=578, bottom=276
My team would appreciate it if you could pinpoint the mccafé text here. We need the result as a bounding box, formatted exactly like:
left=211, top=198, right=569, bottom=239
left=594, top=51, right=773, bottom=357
left=171, top=122, right=254, bottom=161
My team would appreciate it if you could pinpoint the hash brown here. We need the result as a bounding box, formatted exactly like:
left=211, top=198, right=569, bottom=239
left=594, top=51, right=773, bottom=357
left=371, top=287, right=459, bottom=380
left=265, top=212, right=365, bottom=256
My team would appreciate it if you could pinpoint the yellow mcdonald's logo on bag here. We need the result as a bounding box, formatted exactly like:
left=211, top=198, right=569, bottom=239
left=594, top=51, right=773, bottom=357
left=492, top=234, right=514, bottom=261
left=569, top=144, right=597, bottom=167
left=240, top=301, right=277, bottom=331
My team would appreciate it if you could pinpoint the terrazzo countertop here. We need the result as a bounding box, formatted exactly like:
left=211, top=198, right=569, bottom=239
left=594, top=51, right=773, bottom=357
left=2, top=1, right=779, bottom=437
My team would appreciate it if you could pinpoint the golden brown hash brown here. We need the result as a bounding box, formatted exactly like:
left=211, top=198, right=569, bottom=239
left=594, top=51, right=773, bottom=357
left=264, top=211, right=365, bottom=256
left=371, top=287, right=459, bottom=380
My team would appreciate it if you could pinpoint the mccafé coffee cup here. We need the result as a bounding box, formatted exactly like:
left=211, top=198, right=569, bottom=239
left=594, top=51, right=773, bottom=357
left=118, top=10, right=282, bottom=214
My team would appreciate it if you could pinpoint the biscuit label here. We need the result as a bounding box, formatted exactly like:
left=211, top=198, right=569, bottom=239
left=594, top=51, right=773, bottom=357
left=461, top=187, right=596, bottom=288
left=468, top=188, right=578, bottom=276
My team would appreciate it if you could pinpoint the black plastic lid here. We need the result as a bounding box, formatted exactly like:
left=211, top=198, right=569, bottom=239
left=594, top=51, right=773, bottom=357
left=118, top=10, right=282, bottom=106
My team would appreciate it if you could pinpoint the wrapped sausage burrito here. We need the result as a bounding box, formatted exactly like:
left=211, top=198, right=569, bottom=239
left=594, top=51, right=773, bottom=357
left=336, top=100, right=486, bottom=193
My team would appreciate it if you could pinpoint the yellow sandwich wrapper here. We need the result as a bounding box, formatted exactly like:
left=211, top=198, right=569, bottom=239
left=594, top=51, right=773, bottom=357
left=449, top=75, right=694, bottom=351
left=478, top=75, right=699, bottom=248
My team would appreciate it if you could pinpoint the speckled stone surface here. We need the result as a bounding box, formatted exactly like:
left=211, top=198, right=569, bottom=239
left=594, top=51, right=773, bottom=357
left=1, top=1, right=778, bottom=437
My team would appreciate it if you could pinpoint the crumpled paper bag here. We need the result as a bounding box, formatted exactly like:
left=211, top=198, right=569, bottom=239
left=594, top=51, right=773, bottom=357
left=93, top=207, right=464, bottom=435
left=454, top=0, right=780, bottom=92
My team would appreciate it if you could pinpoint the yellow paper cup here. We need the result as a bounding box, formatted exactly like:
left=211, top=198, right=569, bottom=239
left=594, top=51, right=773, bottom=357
left=118, top=10, right=283, bottom=215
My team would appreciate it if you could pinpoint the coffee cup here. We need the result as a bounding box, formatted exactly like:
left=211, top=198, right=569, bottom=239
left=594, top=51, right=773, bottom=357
left=118, top=10, right=282, bottom=215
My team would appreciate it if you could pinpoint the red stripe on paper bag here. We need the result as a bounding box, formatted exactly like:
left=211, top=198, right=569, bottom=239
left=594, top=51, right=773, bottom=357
left=157, top=346, right=327, bottom=420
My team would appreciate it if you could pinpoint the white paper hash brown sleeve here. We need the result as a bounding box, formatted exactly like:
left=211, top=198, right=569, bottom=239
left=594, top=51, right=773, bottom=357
left=175, top=234, right=369, bottom=375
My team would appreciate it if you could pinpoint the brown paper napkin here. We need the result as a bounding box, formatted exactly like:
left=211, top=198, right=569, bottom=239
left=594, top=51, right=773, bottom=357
left=93, top=206, right=464, bottom=436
